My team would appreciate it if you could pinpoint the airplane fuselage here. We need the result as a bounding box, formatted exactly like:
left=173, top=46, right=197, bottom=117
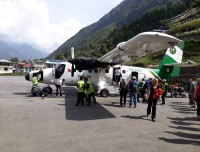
left=25, top=62, right=158, bottom=91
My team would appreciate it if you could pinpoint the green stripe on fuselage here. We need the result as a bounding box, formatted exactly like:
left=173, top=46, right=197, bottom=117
left=148, top=69, right=160, bottom=80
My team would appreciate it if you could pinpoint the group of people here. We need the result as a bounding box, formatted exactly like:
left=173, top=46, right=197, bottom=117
left=188, top=78, right=200, bottom=120
left=32, top=73, right=200, bottom=121
left=55, top=76, right=97, bottom=107
left=31, top=74, right=96, bottom=106
left=119, top=76, right=168, bottom=122
left=31, top=74, right=65, bottom=97
left=75, top=76, right=96, bottom=106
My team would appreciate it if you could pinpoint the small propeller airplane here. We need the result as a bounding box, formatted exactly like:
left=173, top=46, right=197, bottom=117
left=25, top=31, right=186, bottom=97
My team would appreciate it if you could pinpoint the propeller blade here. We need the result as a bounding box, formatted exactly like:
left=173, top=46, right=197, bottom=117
left=71, top=64, right=75, bottom=77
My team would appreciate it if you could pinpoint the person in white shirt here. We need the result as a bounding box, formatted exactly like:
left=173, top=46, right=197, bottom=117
left=115, top=67, right=121, bottom=86
left=55, top=79, right=65, bottom=96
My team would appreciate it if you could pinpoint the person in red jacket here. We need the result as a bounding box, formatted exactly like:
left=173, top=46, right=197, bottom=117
left=194, top=78, right=200, bottom=120
left=146, top=78, right=163, bottom=122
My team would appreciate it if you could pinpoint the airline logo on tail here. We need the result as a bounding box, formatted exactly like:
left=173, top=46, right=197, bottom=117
left=151, top=41, right=184, bottom=79
left=170, top=48, right=176, bottom=54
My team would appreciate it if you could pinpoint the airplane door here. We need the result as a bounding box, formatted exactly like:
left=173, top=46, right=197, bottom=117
left=138, top=73, right=146, bottom=82
left=131, top=72, right=138, bottom=80
left=54, top=64, right=66, bottom=79
left=103, top=67, right=113, bottom=84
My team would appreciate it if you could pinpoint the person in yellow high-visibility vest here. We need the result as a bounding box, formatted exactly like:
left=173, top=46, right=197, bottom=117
left=75, top=76, right=85, bottom=106
left=31, top=74, right=39, bottom=93
left=84, top=77, right=96, bottom=106
left=32, top=75, right=39, bottom=86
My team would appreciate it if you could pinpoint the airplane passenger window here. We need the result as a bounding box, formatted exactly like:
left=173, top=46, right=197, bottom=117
left=122, top=70, right=126, bottom=74
left=94, top=69, right=98, bottom=73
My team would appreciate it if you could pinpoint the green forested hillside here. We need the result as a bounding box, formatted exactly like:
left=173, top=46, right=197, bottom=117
left=71, top=0, right=200, bottom=67
left=48, top=0, right=186, bottom=59
left=50, top=0, right=200, bottom=68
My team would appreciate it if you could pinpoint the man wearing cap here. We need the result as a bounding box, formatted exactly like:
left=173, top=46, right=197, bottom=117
left=161, top=79, right=168, bottom=105
left=128, top=76, right=139, bottom=108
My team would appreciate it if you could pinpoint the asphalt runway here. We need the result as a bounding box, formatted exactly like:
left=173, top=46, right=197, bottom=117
left=0, top=76, right=200, bottom=152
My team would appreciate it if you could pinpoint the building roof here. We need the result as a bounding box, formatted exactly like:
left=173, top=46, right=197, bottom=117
left=0, top=59, right=12, bottom=63
left=17, top=63, right=34, bottom=68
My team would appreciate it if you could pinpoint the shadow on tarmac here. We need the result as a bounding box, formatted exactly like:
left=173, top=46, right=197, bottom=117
left=60, top=87, right=116, bottom=121
left=121, top=115, right=150, bottom=121
left=168, top=102, right=196, bottom=114
left=165, top=131, right=200, bottom=140
left=13, top=92, right=33, bottom=97
left=102, top=101, right=124, bottom=108
left=169, top=126, right=200, bottom=131
left=159, top=101, right=200, bottom=146
left=159, top=137, right=200, bottom=145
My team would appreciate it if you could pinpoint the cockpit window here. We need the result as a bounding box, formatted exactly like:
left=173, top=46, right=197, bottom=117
left=55, top=64, right=66, bottom=79
left=105, top=69, right=109, bottom=73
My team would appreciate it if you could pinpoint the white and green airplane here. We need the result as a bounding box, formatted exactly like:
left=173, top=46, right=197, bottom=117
left=25, top=32, right=190, bottom=97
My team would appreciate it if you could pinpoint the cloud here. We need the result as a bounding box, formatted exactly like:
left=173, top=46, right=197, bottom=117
left=0, top=0, right=83, bottom=52
left=0, top=0, right=123, bottom=53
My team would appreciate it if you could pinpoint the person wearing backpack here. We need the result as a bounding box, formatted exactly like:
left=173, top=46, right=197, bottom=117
left=119, top=78, right=128, bottom=106
left=128, top=76, right=139, bottom=108
left=143, top=78, right=152, bottom=102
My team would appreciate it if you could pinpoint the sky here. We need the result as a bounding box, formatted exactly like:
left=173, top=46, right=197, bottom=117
left=0, top=0, right=124, bottom=53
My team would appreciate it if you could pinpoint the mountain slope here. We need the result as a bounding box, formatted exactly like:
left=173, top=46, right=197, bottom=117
left=0, top=41, right=48, bottom=60
left=48, top=0, right=182, bottom=59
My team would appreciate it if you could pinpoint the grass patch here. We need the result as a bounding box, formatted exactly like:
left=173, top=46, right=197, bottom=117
left=0, top=72, right=27, bottom=76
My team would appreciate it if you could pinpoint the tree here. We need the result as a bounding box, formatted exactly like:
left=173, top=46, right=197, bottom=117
left=56, top=54, right=65, bottom=60
left=9, top=57, right=19, bottom=63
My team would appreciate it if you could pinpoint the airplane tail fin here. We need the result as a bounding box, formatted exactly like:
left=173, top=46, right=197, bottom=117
left=155, top=41, right=184, bottom=79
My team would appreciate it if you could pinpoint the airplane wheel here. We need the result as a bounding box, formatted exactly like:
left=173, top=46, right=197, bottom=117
left=100, top=89, right=109, bottom=97
left=182, top=94, right=186, bottom=98
left=94, top=86, right=99, bottom=95
left=47, top=86, right=53, bottom=94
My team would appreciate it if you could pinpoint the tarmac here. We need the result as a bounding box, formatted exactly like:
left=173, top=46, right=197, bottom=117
left=0, top=76, right=200, bottom=152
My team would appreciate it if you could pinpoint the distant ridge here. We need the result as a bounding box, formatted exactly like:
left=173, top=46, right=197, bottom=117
left=0, top=40, right=48, bottom=60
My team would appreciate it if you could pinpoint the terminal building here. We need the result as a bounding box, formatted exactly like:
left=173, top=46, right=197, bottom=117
left=169, top=66, right=200, bottom=83
left=0, top=59, right=13, bottom=74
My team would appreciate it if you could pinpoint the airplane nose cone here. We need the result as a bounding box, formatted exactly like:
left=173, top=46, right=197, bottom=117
left=25, top=73, right=30, bottom=81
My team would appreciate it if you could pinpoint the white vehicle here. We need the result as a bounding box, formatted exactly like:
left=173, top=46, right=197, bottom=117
left=25, top=32, right=184, bottom=97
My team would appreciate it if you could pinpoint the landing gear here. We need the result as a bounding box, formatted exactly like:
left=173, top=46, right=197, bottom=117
left=100, top=88, right=109, bottom=97
left=47, top=86, right=53, bottom=94
left=93, top=86, right=99, bottom=95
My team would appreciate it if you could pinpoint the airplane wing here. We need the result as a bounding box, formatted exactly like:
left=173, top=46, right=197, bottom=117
left=98, top=31, right=182, bottom=63
left=68, top=32, right=182, bottom=70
